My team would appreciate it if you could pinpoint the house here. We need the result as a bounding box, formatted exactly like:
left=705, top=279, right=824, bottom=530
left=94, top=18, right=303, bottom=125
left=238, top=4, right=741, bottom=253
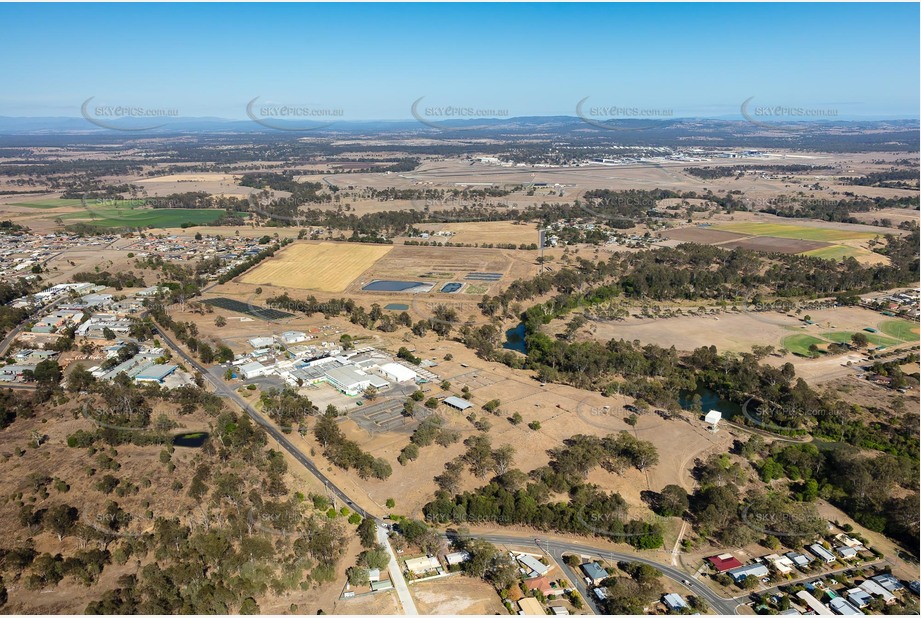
left=580, top=561, right=608, bottom=585
left=444, top=551, right=470, bottom=566
left=663, top=593, right=689, bottom=612
left=870, top=574, right=904, bottom=593
left=443, top=396, right=473, bottom=411
left=0, top=364, right=36, bottom=382
left=593, top=588, right=608, bottom=601
left=517, top=597, right=545, bottom=615
left=828, top=597, right=863, bottom=615
left=727, top=563, right=769, bottom=583
left=858, top=579, right=895, bottom=604
left=524, top=576, right=553, bottom=596
left=378, top=362, right=417, bottom=383
left=517, top=554, right=550, bottom=577
left=796, top=590, right=833, bottom=616
left=368, top=568, right=380, bottom=582
left=835, top=534, right=863, bottom=549
left=836, top=546, right=859, bottom=560
left=845, top=588, right=872, bottom=609
left=766, top=553, right=795, bottom=575
left=550, top=606, right=569, bottom=615
left=809, top=544, right=837, bottom=564
left=404, top=555, right=440, bottom=575
left=707, top=553, right=743, bottom=572
left=786, top=551, right=811, bottom=568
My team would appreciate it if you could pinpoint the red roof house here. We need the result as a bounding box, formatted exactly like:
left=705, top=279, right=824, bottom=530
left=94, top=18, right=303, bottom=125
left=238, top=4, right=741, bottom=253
left=524, top=576, right=554, bottom=596
left=707, top=554, right=743, bottom=572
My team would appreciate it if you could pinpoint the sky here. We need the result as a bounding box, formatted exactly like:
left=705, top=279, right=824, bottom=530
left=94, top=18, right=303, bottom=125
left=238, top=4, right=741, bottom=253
left=0, top=2, right=918, bottom=121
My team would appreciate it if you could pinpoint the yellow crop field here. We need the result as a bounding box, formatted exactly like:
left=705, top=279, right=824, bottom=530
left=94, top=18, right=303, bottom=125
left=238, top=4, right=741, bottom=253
left=239, top=242, right=392, bottom=292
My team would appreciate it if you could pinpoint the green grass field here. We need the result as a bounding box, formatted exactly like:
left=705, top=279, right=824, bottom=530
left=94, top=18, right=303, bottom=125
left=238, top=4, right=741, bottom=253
left=464, top=284, right=489, bottom=294
left=820, top=331, right=900, bottom=347
left=879, top=319, right=920, bottom=342
left=62, top=204, right=226, bottom=228
left=782, top=334, right=828, bottom=356
left=801, top=245, right=869, bottom=260
left=711, top=222, right=879, bottom=242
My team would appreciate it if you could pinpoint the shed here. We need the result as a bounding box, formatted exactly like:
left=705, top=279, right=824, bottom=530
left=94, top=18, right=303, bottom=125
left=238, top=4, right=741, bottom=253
left=704, top=410, right=722, bottom=427
left=134, top=363, right=177, bottom=383
left=444, top=396, right=473, bottom=411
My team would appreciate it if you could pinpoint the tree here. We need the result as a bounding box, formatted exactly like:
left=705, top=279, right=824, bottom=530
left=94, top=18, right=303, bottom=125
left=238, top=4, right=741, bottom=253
left=851, top=332, right=870, bottom=347
left=45, top=505, right=78, bottom=541
left=66, top=366, right=95, bottom=392
left=347, top=566, right=369, bottom=587
left=655, top=485, right=689, bottom=517
left=363, top=385, right=378, bottom=401
left=239, top=598, right=259, bottom=614
left=357, top=517, right=378, bottom=548
left=214, top=316, right=227, bottom=327
left=32, top=360, right=62, bottom=385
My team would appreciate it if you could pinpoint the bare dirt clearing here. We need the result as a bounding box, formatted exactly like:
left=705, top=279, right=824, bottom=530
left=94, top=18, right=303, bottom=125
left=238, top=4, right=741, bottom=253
left=409, top=576, right=505, bottom=614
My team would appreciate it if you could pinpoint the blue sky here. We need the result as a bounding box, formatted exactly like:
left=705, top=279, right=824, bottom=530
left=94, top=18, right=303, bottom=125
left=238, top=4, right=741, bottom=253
left=1, top=3, right=918, bottom=120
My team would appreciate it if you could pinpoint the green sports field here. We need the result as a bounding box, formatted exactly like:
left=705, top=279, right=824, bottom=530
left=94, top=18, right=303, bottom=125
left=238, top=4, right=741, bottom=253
left=710, top=222, right=879, bottom=242
left=61, top=203, right=226, bottom=228
left=879, top=319, right=920, bottom=342
left=820, top=331, right=900, bottom=347
left=782, top=334, right=828, bottom=356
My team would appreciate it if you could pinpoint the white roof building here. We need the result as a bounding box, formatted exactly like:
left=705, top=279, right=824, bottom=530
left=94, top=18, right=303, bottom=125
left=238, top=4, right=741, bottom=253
left=516, top=554, right=550, bottom=577
left=704, top=410, right=722, bottom=426
left=280, top=331, right=308, bottom=344
left=858, top=580, right=896, bottom=604
left=828, top=597, right=863, bottom=615
left=239, top=361, right=269, bottom=380
left=248, top=336, right=275, bottom=349
left=378, top=362, right=417, bottom=383
left=444, top=551, right=470, bottom=566
left=404, top=555, right=441, bottom=575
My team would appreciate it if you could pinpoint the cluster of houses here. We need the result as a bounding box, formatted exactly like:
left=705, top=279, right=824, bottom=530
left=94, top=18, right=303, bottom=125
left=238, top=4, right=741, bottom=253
left=0, top=230, right=124, bottom=285
left=707, top=534, right=918, bottom=615
left=794, top=573, right=912, bottom=616
left=3, top=281, right=197, bottom=387
left=124, top=234, right=277, bottom=279
left=862, top=288, right=920, bottom=321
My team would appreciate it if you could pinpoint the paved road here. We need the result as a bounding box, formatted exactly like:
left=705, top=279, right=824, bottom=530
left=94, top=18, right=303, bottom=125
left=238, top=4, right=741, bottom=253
left=378, top=522, right=418, bottom=615
left=468, top=533, right=740, bottom=615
